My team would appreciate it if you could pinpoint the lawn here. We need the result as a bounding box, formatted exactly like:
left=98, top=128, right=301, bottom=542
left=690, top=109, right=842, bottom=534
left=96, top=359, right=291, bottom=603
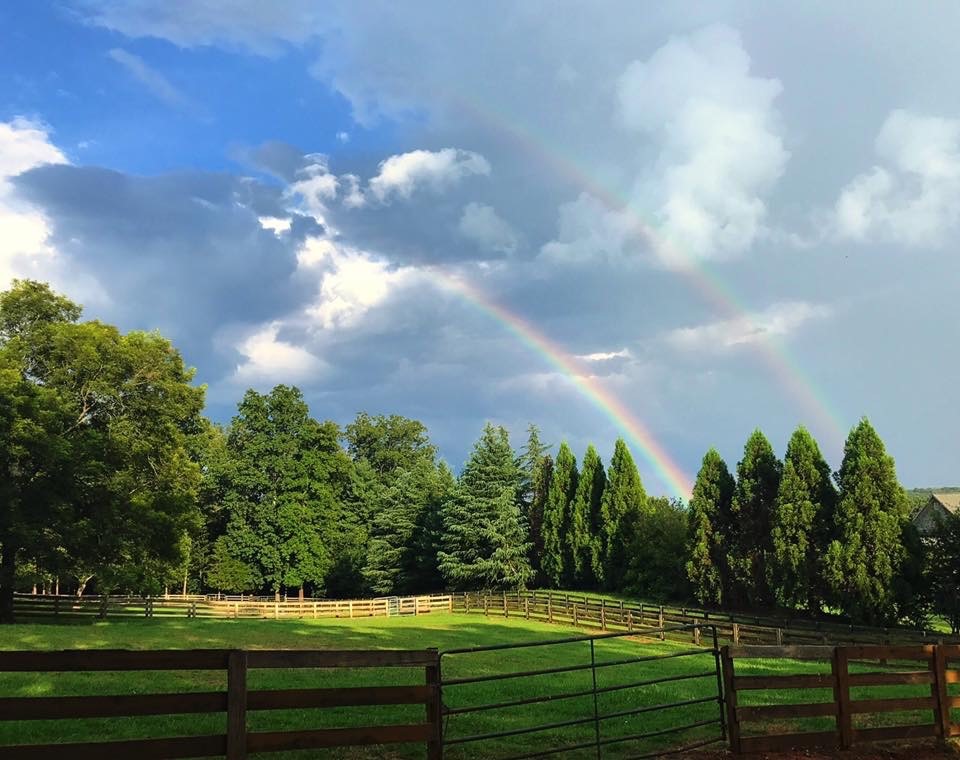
left=0, top=614, right=954, bottom=758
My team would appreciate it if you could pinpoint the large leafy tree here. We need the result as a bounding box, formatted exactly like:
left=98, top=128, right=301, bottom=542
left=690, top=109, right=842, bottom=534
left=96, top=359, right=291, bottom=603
left=542, top=442, right=577, bottom=587
left=728, top=430, right=781, bottom=608
left=686, top=449, right=735, bottom=606
left=625, top=497, right=690, bottom=601
left=823, top=418, right=908, bottom=624
left=770, top=427, right=837, bottom=612
left=571, top=444, right=605, bottom=588
left=219, top=386, right=354, bottom=597
left=0, top=281, right=204, bottom=620
left=438, top=424, right=531, bottom=589
left=598, top=439, right=647, bottom=589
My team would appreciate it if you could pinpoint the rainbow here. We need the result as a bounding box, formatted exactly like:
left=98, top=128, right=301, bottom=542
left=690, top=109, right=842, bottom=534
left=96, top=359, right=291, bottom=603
left=445, top=94, right=848, bottom=450
left=433, top=270, right=694, bottom=500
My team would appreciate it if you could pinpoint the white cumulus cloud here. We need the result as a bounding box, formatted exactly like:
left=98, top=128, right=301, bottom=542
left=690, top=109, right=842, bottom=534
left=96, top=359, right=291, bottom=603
left=0, top=118, right=68, bottom=286
left=665, top=301, right=831, bottom=354
left=297, top=237, right=421, bottom=329
left=232, top=321, right=326, bottom=385
left=577, top=348, right=632, bottom=362
left=617, top=24, right=788, bottom=265
left=833, top=109, right=960, bottom=247
left=458, top=202, right=518, bottom=254
left=368, top=148, right=490, bottom=203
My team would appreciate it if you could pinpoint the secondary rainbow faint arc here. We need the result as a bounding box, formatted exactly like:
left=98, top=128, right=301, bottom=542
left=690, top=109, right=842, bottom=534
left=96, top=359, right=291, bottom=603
left=445, top=94, right=849, bottom=448
left=434, top=270, right=694, bottom=500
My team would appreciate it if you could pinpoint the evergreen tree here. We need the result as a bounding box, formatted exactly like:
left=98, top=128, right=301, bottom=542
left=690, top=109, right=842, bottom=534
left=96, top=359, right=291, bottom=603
left=438, top=424, right=531, bottom=589
left=571, top=444, right=605, bottom=588
left=823, top=418, right=907, bottom=624
left=686, top=449, right=735, bottom=606
left=542, top=442, right=577, bottom=588
left=928, top=511, right=960, bottom=634
left=770, top=427, right=836, bottom=612
left=598, top=439, right=647, bottom=589
left=728, top=430, right=781, bottom=608
left=517, top=425, right=551, bottom=576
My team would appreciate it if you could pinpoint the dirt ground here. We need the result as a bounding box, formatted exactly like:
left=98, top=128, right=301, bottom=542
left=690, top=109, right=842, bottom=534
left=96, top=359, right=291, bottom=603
left=692, top=739, right=959, bottom=759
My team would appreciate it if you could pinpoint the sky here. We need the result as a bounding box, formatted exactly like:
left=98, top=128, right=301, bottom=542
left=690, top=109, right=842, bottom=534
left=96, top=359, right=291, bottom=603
left=2, top=1, right=958, bottom=496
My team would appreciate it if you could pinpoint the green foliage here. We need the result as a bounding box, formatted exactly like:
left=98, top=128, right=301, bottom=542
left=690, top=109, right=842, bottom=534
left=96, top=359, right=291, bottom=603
left=823, top=418, right=907, bottom=624
left=219, top=386, right=354, bottom=595
left=0, top=280, right=204, bottom=621
left=207, top=538, right=256, bottom=593
left=928, top=511, right=960, bottom=634
left=624, top=497, right=690, bottom=601
left=598, top=439, right=647, bottom=589
left=728, top=430, right=781, bottom=608
left=518, top=425, right=551, bottom=577
left=438, top=424, right=532, bottom=589
left=571, top=444, right=605, bottom=589
left=770, top=426, right=836, bottom=612
left=542, top=442, right=577, bottom=587
left=686, top=449, right=734, bottom=606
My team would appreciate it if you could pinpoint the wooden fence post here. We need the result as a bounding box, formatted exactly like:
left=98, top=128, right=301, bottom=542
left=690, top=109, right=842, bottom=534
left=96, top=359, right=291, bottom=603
left=776, top=627, right=783, bottom=646
left=659, top=606, right=665, bottom=641
left=425, top=652, right=442, bottom=760
left=600, top=599, right=606, bottom=631
left=503, top=591, right=508, bottom=618
left=720, top=646, right=741, bottom=755
left=524, top=597, right=530, bottom=620
left=640, top=602, right=645, bottom=625
left=833, top=647, right=853, bottom=750
left=547, top=596, right=553, bottom=624
left=573, top=603, right=578, bottom=627
left=933, top=645, right=950, bottom=742
left=627, top=609, right=634, bottom=632
left=732, top=623, right=740, bottom=645
left=618, top=600, right=624, bottom=626
left=693, top=625, right=701, bottom=647
left=227, top=650, right=248, bottom=760
left=99, top=594, right=108, bottom=620
left=484, top=595, right=489, bottom=617
left=54, top=594, right=60, bottom=619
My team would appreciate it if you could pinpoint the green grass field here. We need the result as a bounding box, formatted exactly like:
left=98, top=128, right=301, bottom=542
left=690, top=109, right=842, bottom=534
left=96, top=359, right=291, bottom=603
left=1, top=614, right=954, bottom=758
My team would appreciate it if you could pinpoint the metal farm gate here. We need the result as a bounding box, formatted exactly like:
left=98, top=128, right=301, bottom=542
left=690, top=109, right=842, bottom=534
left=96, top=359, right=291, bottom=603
left=438, top=624, right=726, bottom=759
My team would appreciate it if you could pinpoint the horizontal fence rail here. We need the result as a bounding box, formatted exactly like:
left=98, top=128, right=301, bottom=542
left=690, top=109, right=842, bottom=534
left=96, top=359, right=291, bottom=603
left=722, top=642, right=960, bottom=754
left=453, top=590, right=960, bottom=648
left=0, top=647, right=442, bottom=760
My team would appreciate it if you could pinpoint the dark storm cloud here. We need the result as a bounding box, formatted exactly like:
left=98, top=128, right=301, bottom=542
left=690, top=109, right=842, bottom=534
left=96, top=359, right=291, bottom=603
left=13, top=164, right=313, bottom=378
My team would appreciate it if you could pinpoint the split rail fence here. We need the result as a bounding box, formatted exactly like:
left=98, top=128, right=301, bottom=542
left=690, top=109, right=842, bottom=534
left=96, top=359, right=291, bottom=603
left=0, top=647, right=442, bottom=759
left=722, top=643, right=960, bottom=754
left=455, top=590, right=960, bottom=647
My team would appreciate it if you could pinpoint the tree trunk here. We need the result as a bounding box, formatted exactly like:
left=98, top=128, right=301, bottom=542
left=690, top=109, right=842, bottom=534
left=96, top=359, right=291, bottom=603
left=181, top=568, right=188, bottom=596
left=76, top=574, right=94, bottom=597
left=0, top=537, right=15, bottom=624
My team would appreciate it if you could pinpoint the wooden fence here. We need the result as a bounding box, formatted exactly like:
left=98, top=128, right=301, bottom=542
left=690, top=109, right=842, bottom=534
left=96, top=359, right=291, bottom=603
left=12, top=593, right=454, bottom=621
left=721, top=643, right=960, bottom=754
left=0, top=647, right=442, bottom=759
left=456, top=590, right=959, bottom=647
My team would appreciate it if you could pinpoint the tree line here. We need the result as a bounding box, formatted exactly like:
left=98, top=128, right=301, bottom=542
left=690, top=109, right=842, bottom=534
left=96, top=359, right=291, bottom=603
left=1, top=280, right=957, bottom=631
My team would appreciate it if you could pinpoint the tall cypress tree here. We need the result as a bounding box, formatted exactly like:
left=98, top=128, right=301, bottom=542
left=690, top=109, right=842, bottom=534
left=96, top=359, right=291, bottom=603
left=571, top=444, right=605, bottom=588
left=769, top=426, right=836, bottom=612
left=541, top=442, right=577, bottom=588
left=518, top=425, right=551, bottom=577
left=728, top=430, right=781, bottom=608
left=438, top=424, right=532, bottom=589
left=823, top=418, right=907, bottom=624
left=598, top=439, right=647, bottom=589
left=686, top=449, right=735, bottom=606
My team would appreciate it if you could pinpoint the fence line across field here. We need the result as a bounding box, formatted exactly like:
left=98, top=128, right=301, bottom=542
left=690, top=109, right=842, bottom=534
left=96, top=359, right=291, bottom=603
left=12, top=589, right=959, bottom=648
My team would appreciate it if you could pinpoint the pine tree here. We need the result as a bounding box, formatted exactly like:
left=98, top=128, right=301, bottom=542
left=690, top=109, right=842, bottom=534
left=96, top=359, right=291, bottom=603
left=686, top=449, right=735, bottom=606
left=571, top=444, right=605, bottom=588
left=542, top=442, right=577, bottom=588
left=823, top=418, right=907, bottom=624
left=438, top=424, right=532, bottom=589
left=598, top=439, right=647, bottom=589
left=769, top=427, right=836, bottom=612
left=518, top=425, right=551, bottom=576
left=728, top=430, right=781, bottom=608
